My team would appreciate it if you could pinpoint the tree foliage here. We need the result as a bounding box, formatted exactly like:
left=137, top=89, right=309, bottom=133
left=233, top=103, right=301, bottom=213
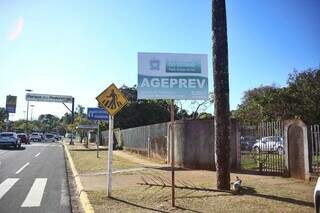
left=115, top=85, right=171, bottom=129
left=234, top=68, right=320, bottom=125
left=0, top=107, right=7, bottom=131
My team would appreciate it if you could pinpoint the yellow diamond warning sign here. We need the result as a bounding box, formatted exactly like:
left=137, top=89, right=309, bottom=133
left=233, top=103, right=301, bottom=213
left=96, top=83, right=128, bottom=116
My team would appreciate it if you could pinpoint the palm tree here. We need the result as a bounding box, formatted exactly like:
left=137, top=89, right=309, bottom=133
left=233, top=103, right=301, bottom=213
left=212, top=0, right=230, bottom=190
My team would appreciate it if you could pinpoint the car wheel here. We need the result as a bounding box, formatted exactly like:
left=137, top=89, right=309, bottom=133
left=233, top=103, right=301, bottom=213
left=254, top=146, right=260, bottom=154
left=277, top=147, right=284, bottom=155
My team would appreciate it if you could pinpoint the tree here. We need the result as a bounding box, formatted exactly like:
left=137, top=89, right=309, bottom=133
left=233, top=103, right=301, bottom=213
left=73, top=108, right=93, bottom=143
left=286, top=68, right=320, bottom=124
left=176, top=92, right=213, bottom=120
left=234, top=85, right=286, bottom=125
left=0, top=108, right=7, bottom=131
left=114, top=85, right=171, bottom=129
left=234, top=68, right=320, bottom=125
left=212, top=0, right=230, bottom=190
left=38, top=114, right=60, bottom=132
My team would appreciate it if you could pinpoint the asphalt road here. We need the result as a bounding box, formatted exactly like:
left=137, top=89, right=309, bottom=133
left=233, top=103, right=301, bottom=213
left=0, top=141, right=71, bottom=213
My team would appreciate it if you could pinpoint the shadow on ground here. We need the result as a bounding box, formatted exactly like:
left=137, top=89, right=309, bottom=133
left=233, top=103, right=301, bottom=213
left=0, top=146, right=26, bottom=151
left=138, top=174, right=314, bottom=208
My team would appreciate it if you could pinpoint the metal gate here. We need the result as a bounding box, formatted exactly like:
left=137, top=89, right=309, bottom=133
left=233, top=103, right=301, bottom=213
left=310, top=124, right=320, bottom=173
left=240, top=121, right=285, bottom=175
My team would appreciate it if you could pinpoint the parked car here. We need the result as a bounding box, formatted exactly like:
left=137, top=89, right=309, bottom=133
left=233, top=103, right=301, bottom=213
left=252, top=136, right=284, bottom=154
left=240, top=136, right=257, bottom=151
left=0, top=132, right=21, bottom=148
left=65, top=133, right=75, bottom=139
left=29, top=133, right=42, bottom=142
left=45, top=133, right=57, bottom=142
left=17, top=133, right=30, bottom=144
left=51, top=133, right=61, bottom=141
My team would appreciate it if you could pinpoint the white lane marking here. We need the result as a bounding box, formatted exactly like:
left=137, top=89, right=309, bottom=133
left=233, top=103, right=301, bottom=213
left=21, top=178, right=47, bottom=207
left=34, top=152, right=41, bottom=158
left=60, top=179, right=69, bottom=207
left=15, top=162, right=30, bottom=174
left=0, top=178, right=19, bottom=199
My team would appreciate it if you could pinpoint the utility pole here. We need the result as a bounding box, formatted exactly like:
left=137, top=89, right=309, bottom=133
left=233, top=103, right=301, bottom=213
left=25, top=89, right=33, bottom=134
left=70, top=97, right=75, bottom=145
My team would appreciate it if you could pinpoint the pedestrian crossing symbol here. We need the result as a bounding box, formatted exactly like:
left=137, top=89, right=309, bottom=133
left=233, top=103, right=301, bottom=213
left=96, top=83, right=128, bottom=116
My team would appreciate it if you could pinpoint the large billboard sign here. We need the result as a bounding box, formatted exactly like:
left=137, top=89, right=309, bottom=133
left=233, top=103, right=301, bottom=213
left=6, top=95, right=17, bottom=113
left=137, top=52, right=208, bottom=100
left=26, top=93, right=73, bottom=103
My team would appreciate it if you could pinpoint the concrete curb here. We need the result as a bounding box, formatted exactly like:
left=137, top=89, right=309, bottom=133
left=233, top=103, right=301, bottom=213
left=63, top=143, right=95, bottom=213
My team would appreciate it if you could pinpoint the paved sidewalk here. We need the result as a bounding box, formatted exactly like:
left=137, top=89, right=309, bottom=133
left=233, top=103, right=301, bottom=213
left=113, top=151, right=169, bottom=168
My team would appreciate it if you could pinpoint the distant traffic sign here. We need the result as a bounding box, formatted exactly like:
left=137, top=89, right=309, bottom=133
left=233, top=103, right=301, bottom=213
left=87, top=107, right=109, bottom=121
left=6, top=95, right=17, bottom=113
left=96, top=84, right=128, bottom=116
left=77, top=124, right=99, bottom=129
left=26, top=93, right=73, bottom=103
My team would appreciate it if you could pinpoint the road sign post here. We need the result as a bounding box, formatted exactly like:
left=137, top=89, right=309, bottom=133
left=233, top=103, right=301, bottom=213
left=97, top=122, right=100, bottom=158
left=170, top=99, right=175, bottom=207
left=96, top=83, right=128, bottom=197
left=107, top=115, right=114, bottom=196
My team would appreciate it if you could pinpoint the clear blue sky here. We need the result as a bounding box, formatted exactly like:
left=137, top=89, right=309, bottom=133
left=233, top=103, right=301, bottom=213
left=0, top=0, right=319, bottom=120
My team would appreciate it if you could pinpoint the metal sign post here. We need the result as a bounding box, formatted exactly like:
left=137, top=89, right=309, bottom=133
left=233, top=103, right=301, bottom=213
left=97, top=122, right=100, bottom=158
left=70, top=98, right=75, bottom=145
left=107, top=115, right=114, bottom=197
left=96, top=83, right=128, bottom=198
left=170, top=99, right=175, bottom=207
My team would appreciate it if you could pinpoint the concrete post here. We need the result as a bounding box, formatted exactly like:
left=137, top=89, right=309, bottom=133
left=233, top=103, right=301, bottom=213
left=284, top=119, right=310, bottom=180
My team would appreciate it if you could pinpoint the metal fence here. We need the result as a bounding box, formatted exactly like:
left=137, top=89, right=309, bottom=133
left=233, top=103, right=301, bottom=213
left=240, top=121, right=285, bottom=175
left=310, top=124, right=320, bottom=173
left=121, top=122, right=168, bottom=151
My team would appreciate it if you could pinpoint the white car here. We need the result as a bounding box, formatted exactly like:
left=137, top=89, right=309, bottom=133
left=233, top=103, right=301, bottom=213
left=29, top=133, right=42, bottom=142
left=0, top=132, right=21, bottom=148
left=45, top=134, right=57, bottom=142
left=252, top=136, right=284, bottom=154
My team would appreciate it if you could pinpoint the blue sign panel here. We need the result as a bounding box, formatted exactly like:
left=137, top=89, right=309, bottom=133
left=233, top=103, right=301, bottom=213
left=6, top=95, right=17, bottom=113
left=6, top=107, right=16, bottom=113
left=87, top=108, right=109, bottom=121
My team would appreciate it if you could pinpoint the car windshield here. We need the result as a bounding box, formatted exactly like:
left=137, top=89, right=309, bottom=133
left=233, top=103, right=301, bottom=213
left=1, top=133, right=14, bottom=137
left=46, top=135, right=54, bottom=138
left=32, top=133, right=39, bottom=136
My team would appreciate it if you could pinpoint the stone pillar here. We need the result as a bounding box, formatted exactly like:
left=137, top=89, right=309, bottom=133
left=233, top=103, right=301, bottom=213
left=284, top=119, right=310, bottom=180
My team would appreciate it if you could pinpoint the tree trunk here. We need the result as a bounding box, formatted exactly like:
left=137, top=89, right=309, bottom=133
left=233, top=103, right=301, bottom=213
left=212, top=0, right=230, bottom=190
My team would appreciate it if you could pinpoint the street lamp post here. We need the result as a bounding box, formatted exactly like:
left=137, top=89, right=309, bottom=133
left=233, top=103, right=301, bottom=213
left=25, top=89, right=33, bottom=134
left=30, top=105, right=35, bottom=121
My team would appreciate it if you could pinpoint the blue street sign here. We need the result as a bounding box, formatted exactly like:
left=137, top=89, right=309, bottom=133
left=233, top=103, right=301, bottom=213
left=6, top=107, right=16, bottom=113
left=87, top=107, right=109, bottom=121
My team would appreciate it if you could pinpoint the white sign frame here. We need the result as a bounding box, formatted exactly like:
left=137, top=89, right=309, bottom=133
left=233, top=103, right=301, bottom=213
left=137, top=52, right=208, bottom=100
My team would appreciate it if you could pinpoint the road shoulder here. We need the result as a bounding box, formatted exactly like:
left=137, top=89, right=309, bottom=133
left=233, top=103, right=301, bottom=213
left=63, top=143, right=94, bottom=213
